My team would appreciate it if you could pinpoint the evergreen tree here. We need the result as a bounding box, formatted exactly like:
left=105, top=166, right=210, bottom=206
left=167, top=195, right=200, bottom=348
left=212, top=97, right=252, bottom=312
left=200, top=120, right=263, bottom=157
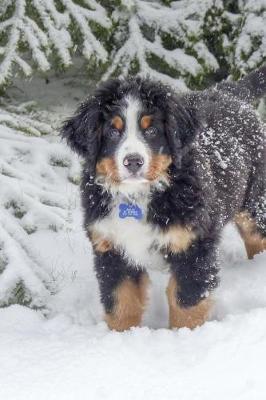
left=0, top=0, right=111, bottom=89
left=0, top=0, right=265, bottom=90
left=0, top=103, right=80, bottom=307
left=233, top=0, right=266, bottom=78
left=103, top=0, right=219, bottom=89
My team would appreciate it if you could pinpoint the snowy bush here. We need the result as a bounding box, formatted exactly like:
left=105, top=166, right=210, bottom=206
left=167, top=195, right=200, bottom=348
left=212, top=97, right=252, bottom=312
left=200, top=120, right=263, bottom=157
left=0, top=0, right=265, bottom=90
left=103, top=0, right=220, bottom=89
left=0, top=100, right=54, bottom=136
left=233, top=0, right=266, bottom=77
left=0, top=0, right=111, bottom=88
left=0, top=121, right=80, bottom=307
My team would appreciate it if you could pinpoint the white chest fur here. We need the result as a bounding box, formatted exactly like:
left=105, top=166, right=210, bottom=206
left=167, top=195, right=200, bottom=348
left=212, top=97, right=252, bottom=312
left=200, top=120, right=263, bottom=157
left=93, top=196, right=170, bottom=271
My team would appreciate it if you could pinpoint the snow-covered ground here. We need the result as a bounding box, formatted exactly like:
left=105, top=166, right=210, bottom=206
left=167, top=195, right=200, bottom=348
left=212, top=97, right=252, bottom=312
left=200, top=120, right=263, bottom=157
left=1, top=222, right=266, bottom=400
left=1, top=72, right=266, bottom=400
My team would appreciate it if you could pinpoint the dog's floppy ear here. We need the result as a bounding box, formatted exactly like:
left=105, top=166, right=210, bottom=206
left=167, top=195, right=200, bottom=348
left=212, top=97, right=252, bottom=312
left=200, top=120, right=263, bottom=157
left=61, top=78, right=123, bottom=181
left=164, top=94, right=199, bottom=169
left=61, top=97, right=103, bottom=181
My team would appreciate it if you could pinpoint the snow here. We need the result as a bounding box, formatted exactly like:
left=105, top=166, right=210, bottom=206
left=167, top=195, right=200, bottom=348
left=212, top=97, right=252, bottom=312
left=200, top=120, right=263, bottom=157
left=0, top=0, right=110, bottom=86
left=0, top=120, right=81, bottom=306
left=235, top=1, right=266, bottom=73
left=104, top=0, right=219, bottom=88
left=1, top=0, right=265, bottom=91
left=1, top=70, right=266, bottom=399
left=1, top=226, right=266, bottom=400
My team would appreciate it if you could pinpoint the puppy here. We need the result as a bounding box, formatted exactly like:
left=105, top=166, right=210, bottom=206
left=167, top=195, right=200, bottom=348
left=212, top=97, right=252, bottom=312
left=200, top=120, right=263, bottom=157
left=62, top=67, right=266, bottom=331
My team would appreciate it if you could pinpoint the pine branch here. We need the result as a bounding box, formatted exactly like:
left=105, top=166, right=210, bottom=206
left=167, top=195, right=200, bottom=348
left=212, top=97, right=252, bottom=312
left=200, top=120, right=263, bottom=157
left=0, top=122, right=81, bottom=307
left=0, top=212, right=50, bottom=308
left=234, top=2, right=266, bottom=75
left=0, top=0, right=111, bottom=87
left=31, top=0, right=72, bottom=67
left=104, top=0, right=219, bottom=88
left=0, top=0, right=49, bottom=86
left=0, top=104, right=54, bottom=136
left=63, top=0, right=110, bottom=60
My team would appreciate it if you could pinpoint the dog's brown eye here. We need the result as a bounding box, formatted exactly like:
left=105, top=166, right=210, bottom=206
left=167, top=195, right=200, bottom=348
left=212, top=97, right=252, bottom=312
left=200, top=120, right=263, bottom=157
left=140, top=115, right=152, bottom=130
left=111, top=116, right=124, bottom=131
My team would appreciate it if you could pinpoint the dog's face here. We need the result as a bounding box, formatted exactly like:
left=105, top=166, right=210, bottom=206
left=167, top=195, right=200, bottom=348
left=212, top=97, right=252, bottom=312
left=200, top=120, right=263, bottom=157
left=62, top=77, right=198, bottom=189
left=97, top=95, right=172, bottom=185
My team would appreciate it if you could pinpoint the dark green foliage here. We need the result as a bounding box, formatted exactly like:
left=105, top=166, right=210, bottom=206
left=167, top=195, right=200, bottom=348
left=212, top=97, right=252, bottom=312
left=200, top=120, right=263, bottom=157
left=0, top=0, right=265, bottom=90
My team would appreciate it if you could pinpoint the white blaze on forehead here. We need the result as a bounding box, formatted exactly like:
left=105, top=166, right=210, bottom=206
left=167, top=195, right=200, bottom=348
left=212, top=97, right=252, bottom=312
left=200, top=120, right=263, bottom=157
left=125, top=97, right=140, bottom=138
left=116, top=96, right=150, bottom=179
left=122, top=96, right=143, bottom=151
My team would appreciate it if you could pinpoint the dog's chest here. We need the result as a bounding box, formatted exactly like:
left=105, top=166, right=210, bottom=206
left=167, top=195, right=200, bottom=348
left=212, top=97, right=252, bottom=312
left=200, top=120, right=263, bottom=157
left=93, top=198, right=169, bottom=271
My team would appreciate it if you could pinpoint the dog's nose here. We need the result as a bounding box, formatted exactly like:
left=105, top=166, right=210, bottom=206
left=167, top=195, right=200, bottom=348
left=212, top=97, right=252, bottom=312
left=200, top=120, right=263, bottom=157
left=123, top=153, right=144, bottom=174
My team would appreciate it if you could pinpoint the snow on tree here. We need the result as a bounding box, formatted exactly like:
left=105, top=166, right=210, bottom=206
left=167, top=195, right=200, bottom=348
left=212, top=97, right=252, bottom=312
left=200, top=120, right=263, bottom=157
left=0, top=100, right=54, bottom=136
left=233, top=0, right=266, bottom=77
left=0, top=114, right=80, bottom=307
left=0, top=0, right=110, bottom=88
left=104, top=0, right=219, bottom=89
left=0, top=0, right=266, bottom=89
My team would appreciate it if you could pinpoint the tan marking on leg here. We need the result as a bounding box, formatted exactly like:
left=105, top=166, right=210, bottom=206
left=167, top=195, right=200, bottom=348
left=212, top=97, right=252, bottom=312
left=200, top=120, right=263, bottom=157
left=105, top=274, right=149, bottom=332
left=235, top=212, right=266, bottom=259
left=146, top=154, right=172, bottom=181
left=166, top=276, right=212, bottom=329
left=96, top=157, right=120, bottom=183
left=90, top=230, right=113, bottom=253
left=162, top=225, right=196, bottom=253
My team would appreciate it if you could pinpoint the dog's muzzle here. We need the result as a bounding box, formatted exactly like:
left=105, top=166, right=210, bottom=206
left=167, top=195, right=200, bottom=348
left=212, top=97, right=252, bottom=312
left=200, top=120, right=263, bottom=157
left=123, top=153, right=144, bottom=175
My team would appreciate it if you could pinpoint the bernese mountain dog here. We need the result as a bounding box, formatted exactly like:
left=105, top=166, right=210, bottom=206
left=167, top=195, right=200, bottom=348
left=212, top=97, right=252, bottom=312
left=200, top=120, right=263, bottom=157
left=62, top=66, right=266, bottom=331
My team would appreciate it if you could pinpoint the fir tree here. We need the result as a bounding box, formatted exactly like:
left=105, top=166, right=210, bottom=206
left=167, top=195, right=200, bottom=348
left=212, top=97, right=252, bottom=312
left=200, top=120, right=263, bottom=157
left=0, top=0, right=266, bottom=89
left=0, top=0, right=110, bottom=89
left=233, top=0, right=266, bottom=77
left=103, top=0, right=219, bottom=89
left=0, top=105, right=80, bottom=307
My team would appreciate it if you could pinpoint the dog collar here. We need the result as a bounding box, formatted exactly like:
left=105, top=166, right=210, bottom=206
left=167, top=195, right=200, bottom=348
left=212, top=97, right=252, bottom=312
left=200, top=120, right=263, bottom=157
left=119, top=203, right=143, bottom=220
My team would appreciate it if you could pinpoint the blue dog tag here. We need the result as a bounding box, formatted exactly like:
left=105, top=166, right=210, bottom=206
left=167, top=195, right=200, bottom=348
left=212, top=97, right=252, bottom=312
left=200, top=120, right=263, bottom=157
left=119, top=203, right=143, bottom=220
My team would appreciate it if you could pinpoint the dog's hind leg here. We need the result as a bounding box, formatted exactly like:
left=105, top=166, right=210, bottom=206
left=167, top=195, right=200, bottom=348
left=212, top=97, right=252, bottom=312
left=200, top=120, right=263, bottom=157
left=235, top=211, right=266, bottom=259
left=235, top=160, right=266, bottom=259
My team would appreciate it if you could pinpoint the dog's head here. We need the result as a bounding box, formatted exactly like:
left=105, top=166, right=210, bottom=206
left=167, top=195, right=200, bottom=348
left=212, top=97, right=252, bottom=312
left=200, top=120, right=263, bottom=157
left=62, top=77, right=198, bottom=189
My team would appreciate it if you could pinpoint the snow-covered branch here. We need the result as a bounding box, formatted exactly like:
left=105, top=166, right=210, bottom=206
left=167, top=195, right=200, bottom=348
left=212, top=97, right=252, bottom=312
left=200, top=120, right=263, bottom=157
left=234, top=0, right=266, bottom=74
left=0, top=103, right=54, bottom=136
left=0, top=0, right=111, bottom=86
left=0, top=123, right=80, bottom=306
left=104, top=0, right=219, bottom=89
left=0, top=0, right=265, bottom=88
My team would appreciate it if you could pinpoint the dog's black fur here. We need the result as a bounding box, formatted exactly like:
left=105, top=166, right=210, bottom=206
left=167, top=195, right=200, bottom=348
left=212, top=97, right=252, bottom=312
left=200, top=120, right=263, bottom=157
left=62, top=66, right=266, bottom=325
